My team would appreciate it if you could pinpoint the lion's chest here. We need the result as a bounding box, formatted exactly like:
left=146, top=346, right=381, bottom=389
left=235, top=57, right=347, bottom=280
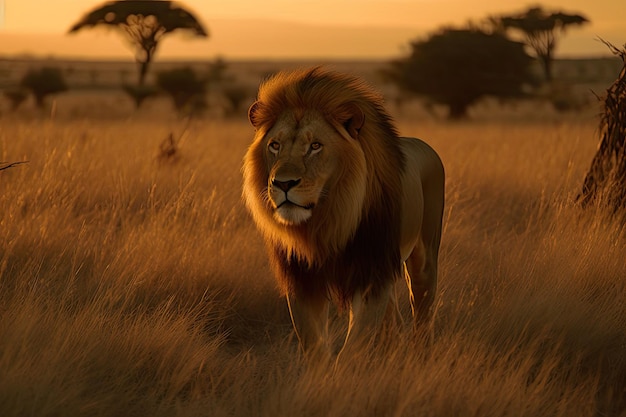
left=276, top=208, right=404, bottom=304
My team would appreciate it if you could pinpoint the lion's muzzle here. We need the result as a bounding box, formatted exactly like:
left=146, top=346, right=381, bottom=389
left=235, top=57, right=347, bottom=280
left=272, top=178, right=301, bottom=192
left=269, top=176, right=316, bottom=224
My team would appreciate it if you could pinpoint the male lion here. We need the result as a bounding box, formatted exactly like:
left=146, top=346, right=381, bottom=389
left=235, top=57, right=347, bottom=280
left=242, top=67, right=444, bottom=359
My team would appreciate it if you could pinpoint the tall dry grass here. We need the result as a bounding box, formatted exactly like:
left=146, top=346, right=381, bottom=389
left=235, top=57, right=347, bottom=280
left=0, top=109, right=624, bottom=416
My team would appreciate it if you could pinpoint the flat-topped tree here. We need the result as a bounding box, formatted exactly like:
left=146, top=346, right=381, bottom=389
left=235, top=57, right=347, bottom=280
left=496, top=6, right=588, bottom=82
left=68, top=0, right=208, bottom=85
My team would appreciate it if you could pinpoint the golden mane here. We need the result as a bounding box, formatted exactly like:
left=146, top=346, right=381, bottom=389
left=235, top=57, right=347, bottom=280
left=243, top=67, right=406, bottom=305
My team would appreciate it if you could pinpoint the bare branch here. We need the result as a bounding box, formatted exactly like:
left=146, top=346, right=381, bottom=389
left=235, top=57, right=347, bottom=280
left=0, top=161, right=29, bottom=171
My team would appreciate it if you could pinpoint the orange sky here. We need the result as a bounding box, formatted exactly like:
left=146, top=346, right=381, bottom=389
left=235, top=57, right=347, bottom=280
left=0, top=0, right=624, bottom=59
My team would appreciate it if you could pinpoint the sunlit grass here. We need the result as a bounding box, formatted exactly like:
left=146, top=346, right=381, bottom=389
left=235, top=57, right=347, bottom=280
left=0, top=111, right=624, bottom=416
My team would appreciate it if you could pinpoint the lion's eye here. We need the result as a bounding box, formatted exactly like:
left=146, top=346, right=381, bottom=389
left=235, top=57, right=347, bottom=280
left=268, top=141, right=280, bottom=154
left=310, top=142, right=322, bottom=153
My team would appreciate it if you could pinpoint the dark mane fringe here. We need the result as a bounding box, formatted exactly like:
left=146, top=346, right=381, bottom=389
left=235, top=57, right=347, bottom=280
left=254, top=67, right=399, bottom=137
left=256, top=67, right=407, bottom=307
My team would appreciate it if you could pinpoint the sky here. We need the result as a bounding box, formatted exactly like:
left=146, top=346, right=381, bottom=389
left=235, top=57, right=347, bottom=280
left=0, top=0, right=624, bottom=59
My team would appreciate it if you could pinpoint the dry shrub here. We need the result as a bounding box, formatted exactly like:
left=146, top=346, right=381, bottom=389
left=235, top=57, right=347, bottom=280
left=579, top=42, right=626, bottom=212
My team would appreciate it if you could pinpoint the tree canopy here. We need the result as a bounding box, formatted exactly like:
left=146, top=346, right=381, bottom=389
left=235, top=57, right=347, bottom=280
left=69, top=0, right=208, bottom=85
left=387, top=28, right=535, bottom=119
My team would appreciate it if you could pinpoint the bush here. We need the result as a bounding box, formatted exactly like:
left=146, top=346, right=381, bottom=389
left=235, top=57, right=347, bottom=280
left=545, top=82, right=588, bottom=112
left=3, top=89, right=29, bottom=111
left=20, top=67, right=68, bottom=108
left=221, top=84, right=250, bottom=116
left=156, top=67, right=207, bottom=114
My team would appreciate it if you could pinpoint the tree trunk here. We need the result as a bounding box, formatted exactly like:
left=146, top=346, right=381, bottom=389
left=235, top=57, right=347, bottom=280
left=540, top=54, right=553, bottom=82
left=137, top=59, right=150, bottom=86
left=137, top=44, right=156, bottom=86
left=537, top=43, right=554, bottom=83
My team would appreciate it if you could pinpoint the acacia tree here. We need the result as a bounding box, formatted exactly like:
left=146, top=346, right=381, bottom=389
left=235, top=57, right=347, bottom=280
left=495, top=6, right=589, bottom=82
left=386, top=28, right=534, bottom=119
left=69, top=0, right=208, bottom=85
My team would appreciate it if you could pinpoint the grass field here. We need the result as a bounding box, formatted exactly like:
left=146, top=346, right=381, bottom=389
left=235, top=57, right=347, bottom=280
left=0, top=94, right=625, bottom=416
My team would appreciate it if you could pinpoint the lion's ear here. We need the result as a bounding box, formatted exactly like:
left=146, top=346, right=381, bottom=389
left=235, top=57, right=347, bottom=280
left=338, top=103, right=365, bottom=140
left=248, top=101, right=262, bottom=129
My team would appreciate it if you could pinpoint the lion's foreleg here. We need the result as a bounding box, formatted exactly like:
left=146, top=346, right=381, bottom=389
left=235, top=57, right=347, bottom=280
left=286, top=293, right=331, bottom=361
left=336, top=283, right=393, bottom=361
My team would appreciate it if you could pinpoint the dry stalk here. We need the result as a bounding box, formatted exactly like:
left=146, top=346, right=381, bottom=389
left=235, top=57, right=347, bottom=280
left=0, top=161, right=29, bottom=172
left=156, top=116, right=192, bottom=163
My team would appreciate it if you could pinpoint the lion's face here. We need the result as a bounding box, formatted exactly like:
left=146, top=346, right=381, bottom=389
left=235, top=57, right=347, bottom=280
left=244, top=105, right=370, bottom=260
left=243, top=90, right=370, bottom=262
left=263, top=111, right=349, bottom=225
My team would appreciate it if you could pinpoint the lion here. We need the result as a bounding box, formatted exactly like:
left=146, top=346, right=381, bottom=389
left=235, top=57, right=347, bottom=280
left=242, top=67, right=444, bottom=360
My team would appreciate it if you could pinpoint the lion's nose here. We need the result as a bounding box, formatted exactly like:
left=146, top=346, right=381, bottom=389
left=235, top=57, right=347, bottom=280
left=272, top=178, right=301, bottom=192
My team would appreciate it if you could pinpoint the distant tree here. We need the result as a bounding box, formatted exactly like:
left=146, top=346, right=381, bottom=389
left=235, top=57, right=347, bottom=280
left=386, top=28, right=535, bottom=119
left=68, top=0, right=208, bottom=86
left=578, top=42, right=626, bottom=212
left=20, top=67, right=68, bottom=108
left=494, top=6, right=589, bottom=82
left=206, top=57, right=231, bottom=84
left=156, top=66, right=207, bottom=113
left=221, top=83, right=250, bottom=116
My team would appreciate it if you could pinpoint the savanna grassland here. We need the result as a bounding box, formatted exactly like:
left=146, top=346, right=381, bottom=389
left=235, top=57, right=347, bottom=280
left=0, top=83, right=625, bottom=416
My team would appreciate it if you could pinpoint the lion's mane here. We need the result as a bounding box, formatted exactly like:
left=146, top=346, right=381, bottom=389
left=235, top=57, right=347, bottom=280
left=243, top=67, right=406, bottom=307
